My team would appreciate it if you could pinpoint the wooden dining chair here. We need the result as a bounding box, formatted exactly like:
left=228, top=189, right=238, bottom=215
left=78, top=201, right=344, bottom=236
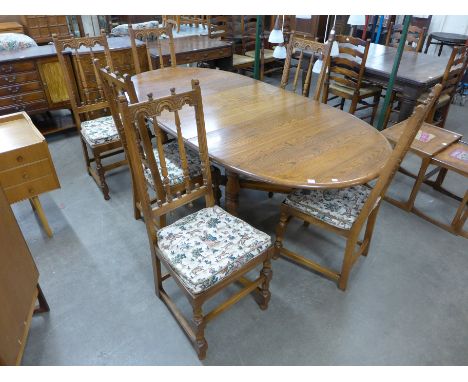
left=385, top=22, right=427, bottom=53
left=322, top=35, right=382, bottom=124
left=274, top=84, right=442, bottom=291
left=280, top=32, right=331, bottom=100
left=206, top=16, right=233, bottom=40
left=383, top=46, right=468, bottom=129
left=129, top=21, right=177, bottom=74
left=96, top=63, right=221, bottom=223
left=53, top=32, right=125, bottom=200
left=237, top=33, right=331, bottom=198
left=117, top=80, right=273, bottom=360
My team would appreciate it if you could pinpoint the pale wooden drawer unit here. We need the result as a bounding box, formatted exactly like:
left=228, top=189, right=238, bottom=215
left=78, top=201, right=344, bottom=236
left=0, top=112, right=60, bottom=236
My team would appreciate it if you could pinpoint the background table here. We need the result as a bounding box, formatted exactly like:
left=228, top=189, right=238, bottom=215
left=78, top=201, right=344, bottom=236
left=132, top=67, right=392, bottom=214
left=364, top=43, right=450, bottom=121
left=424, top=32, right=468, bottom=56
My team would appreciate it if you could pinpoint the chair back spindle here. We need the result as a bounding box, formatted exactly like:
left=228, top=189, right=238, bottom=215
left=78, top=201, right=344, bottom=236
left=129, top=21, right=177, bottom=74
left=53, top=31, right=115, bottom=127
left=118, top=80, right=214, bottom=229
left=280, top=32, right=331, bottom=100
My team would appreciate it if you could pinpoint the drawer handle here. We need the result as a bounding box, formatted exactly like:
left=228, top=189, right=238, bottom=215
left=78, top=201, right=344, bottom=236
left=8, top=75, right=17, bottom=83
left=17, top=155, right=24, bottom=162
left=1, top=64, right=13, bottom=74
left=8, top=85, right=20, bottom=94
left=28, top=187, right=34, bottom=194
left=22, top=173, right=29, bottom=180
left=15, top=105, right=25, bottom=112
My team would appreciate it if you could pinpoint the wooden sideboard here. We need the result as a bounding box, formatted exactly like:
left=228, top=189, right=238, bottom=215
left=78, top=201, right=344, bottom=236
left=0, top=112, right=60, bottom=237
left=0, top=37, right=147, bottom=134
left=21, top=16, right=70, bottom=44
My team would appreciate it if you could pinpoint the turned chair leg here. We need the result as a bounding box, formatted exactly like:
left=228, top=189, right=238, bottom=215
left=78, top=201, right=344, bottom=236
left=192, top=305, right=208, bottom=360
left=80, top=138, right=92, bottom=175
left=258, top=256, right=272, bottom=310
left=94, top=153, right=110, bottom=200
left=348, top=97, right=358, bottom=115
left=274, top=210, right=291, bottom=260
left=211, top=166, right=222, bottom=206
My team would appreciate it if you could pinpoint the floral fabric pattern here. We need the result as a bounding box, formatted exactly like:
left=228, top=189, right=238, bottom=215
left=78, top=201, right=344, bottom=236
left=0, top=33, right=37, bottom=51
left=284, top=185, right=372, bottom=230
left=81, top=116, right=120, bottom=146
left=157, top=205, right=271, bottom=294
left=111, top=21, right=160, bottom=36
left=144, top=141, right=202, bottom=188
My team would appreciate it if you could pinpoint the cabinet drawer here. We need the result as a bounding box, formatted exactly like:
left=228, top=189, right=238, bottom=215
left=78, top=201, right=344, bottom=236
left=0, top=90, right=46, bottom=108
left=0, top=61, right=36, bottom=75
left=0, top=82, right=43, bottom=97
left=3, top=174, right=58, bottom=204
left=0, top=159, right=52, bottom=188
left=0, top=71, right=40, bottom=87
left=0, top=142, right=49, bottom=172
left=0, top=100, right=48, bottom=116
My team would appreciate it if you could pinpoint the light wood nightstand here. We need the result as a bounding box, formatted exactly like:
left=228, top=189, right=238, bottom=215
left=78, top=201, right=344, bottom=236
left=0, top=112, right=60, bottom=237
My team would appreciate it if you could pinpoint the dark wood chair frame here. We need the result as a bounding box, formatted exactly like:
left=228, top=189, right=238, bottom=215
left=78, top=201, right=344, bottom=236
left=97, top=63, right=221, bottom=224
left=129, top=21, right=177, bottom=74
left=385, top=22, right=427, bottom=53
left=322, top=35, right=382, bottom=124
left=53, top=31, right=126, bottom=200
left=117, top=80, right=273, bottom=360
left=274, top=84, right=442, bottom=291
left=383, top=46, right=468, bottom=129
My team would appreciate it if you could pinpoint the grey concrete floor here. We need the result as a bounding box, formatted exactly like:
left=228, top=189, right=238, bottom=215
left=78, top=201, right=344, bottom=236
left=17, top=70, right=468, bottom=365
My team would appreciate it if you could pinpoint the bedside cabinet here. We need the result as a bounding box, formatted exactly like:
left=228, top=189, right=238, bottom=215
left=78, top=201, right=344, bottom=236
left=0, top=112, right=60, bottom=237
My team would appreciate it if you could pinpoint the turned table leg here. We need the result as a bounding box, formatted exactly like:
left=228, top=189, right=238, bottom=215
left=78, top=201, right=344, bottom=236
left=225, top=171, right=240, bottom=216
left=397, top=88, right=422, bottom=122
left=29, top=196, right=53, bottom=238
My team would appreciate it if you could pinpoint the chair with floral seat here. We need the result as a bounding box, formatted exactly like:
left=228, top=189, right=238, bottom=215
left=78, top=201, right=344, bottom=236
left=97, top=63, right=221, bottom=223
left=117, top=80, right=273, bottom=359
left=274, top=84, right=442, bottom=291
left=53, top=31, right=125, bottom=200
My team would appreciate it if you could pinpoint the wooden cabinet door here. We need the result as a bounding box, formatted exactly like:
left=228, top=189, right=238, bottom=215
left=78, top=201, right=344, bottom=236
left=0, top=185, right=39, bottom=366
left=37, top=56, right=70, bottom=109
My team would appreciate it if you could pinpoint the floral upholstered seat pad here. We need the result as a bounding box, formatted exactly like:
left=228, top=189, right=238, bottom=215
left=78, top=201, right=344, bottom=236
left=0, top=33, right=37, bottom=51
left=157, top=205, right=271, bottom=294
left=80, top=116, right=120, bottom=146
left=144, top=141, right=202, bottom=187
left=284, top=185, right=372, bottom=230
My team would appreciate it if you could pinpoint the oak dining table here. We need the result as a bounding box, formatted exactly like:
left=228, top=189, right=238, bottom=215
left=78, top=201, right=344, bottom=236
left=131, top=67, right=392, bottom=215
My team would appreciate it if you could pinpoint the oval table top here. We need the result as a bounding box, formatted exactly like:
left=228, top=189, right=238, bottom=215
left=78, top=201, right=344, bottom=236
left=131, top=67, right=392, bottom=189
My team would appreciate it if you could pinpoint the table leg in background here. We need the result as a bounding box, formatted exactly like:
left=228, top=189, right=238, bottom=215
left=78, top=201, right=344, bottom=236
left=225, top=171, right=240, bottom=216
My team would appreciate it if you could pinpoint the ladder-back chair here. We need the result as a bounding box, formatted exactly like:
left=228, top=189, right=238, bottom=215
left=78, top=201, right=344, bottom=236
left=129, top=21, right=177, bottom=74
left=53, top=32, right=125, bottom=200
left=274, top=84, right=442, bottom=291
left=322, top=35, right=382, bottom=124
left=117, top=80, right=273, bottom=360
left=385, top=22, right=427, bottom=53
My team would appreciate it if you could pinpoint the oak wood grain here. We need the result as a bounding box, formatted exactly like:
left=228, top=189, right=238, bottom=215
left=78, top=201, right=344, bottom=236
left=132, top=67, right=392, bottom=189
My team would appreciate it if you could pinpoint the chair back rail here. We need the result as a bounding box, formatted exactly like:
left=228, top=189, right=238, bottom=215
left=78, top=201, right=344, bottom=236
left=280, top=33, right=331, bottom=100
left=440, top=46, right=468, bottom=99
left=129, top=22, right=177, bottom=74
left=53, top=31, right=114, bottom=126
left=207, top=16, right=233, bottom=40
left=385, top=22, right=427, bottom=52
left=118, top=80, right=214, bottom=229
left=353, top=84, right=443, bottom=233
left=324, top=35, right=370, bottom=96
left=95, top=61, right=138, bottom=147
